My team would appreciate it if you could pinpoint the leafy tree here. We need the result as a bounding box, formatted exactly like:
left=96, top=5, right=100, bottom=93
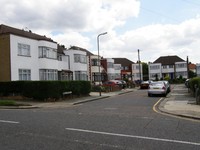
left=188, top=70, right=197, bottom=78
left=142, top=62, right=149, bottom=80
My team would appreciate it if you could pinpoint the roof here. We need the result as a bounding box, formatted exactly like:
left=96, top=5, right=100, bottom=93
left=189, top=63, right=196, bottom=70
left=0, top=24, right=56, bottom=43
left=112, top=58, right=134, bottom=66
left=153, top=55, right=185, bottom=65
left=68, top=46, right=93, bottom=56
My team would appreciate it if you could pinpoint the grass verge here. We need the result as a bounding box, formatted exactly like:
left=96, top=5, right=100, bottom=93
left=0, top=100, right=31, bottom=106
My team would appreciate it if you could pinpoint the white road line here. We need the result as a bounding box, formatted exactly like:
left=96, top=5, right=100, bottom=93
left=0, top=120, right=19, bottom=124
left=65, top=128, right=200, bottom=146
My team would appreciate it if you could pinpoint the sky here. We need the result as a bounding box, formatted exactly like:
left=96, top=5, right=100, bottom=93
left=1, top=0, right=200, bottom=63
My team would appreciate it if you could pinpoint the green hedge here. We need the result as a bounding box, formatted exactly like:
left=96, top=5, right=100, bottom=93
left=189, top=77, right=200, bottom=93
left=0, top=81, right=91, bottom=100
left=0, top=81, right=26, bottom=96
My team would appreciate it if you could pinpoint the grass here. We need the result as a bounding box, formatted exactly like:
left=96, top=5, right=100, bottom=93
left=0, top=100, right=31, bottom=106
left=0, top=100, right=17, bottom=106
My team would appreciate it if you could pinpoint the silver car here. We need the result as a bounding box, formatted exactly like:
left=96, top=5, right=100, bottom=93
left=161, top=80, right=171, bottom=93
left=148, top=81, right=167, bottom=97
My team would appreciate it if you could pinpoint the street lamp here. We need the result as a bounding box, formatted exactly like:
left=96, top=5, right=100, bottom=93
left=138, top=49, right=142, bottom=82
left=97, top=32, right=107, bottom=96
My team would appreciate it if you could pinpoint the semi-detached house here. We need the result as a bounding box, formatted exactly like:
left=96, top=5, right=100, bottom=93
left=0, top=24, right=88, bottom=81
left=148, top=55, right=188, bottom=80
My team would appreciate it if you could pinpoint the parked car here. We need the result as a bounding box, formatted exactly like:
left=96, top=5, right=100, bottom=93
left=160, top=80, right=171, bottom=93
left=103, top=81, right=119, bottom=87
left=102, top=80, right=121, bottom=92
left=148, top=81, right=167, bottom=97
left=140, top=81, right=149, bottom=89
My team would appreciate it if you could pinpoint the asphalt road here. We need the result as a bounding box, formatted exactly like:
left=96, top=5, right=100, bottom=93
left=0, top=89, right=200, bottom=150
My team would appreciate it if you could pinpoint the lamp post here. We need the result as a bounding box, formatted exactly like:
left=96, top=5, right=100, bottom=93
left=138, top=49, right=142, bottom=82
left=97, top=32, right=107, bottom=96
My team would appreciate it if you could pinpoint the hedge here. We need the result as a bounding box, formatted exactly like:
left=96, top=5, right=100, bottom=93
left=189, top=77, right=200, bottom=92
left=0, top=81, right=91, bottom=101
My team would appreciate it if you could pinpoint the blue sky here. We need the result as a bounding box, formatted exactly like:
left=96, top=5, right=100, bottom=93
left=1, top=0, right=200, bottom=63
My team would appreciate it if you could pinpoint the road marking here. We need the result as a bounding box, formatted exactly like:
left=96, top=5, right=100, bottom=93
left=153, top=98, right=163, bottom=113
left=65, top=128, right=200, bottom=146
left=0, top=120, right=19, bottom=124
left=153, top=97, right=200, bottom=122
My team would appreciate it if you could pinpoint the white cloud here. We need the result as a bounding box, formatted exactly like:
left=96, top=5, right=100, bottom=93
left=53, top=32, right=91, bottom=49
left=1, top=0, right=200, bottom=64
left=103, top=16, right=200, bottom=63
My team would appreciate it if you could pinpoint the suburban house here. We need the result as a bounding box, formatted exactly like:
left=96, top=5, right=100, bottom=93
left=132, top=63, right=143, bottom=81
left=148, top=55, right=188, bottom=80
left=0, top=24, right=71, bottom=81
left=2, top=24, right=195, bottom=84
left=188, top=63, right=196, bottom=73
left=112, top=58, right=143, bottom=81
left=196, top=64, right=200, bottom=77
left=66, top=46, right=90, bottom=81
left=101, top=58, right=115, bottom=81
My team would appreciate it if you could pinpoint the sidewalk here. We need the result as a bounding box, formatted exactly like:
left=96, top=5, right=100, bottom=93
left=0, top=88, right=136, bottom=109
left=158, top=84, right=200, bottom=120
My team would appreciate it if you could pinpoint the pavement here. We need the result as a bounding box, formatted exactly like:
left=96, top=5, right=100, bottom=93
left=158, top=84, right=200, bottom=120
left=1, top=84, right=200, bottom=120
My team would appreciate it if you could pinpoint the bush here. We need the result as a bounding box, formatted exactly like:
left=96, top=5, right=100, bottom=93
left=189, top=77, right=200, bottom=94
left=0, top=81, right=91, bottom=101
left=0, top=81, right=26, bottom=96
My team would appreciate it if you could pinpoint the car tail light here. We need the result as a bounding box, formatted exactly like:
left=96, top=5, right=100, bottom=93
left=162, top=86, right=166, bottom=90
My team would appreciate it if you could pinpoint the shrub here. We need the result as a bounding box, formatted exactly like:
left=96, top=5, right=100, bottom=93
left=189, top=77, right=200, bottom=93
left=0, top=81, right=91, bottom=101
left=0, top=81, right=26, bottom=96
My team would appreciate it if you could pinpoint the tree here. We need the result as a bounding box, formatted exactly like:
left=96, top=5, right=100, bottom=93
left=142, top=62, right=149, bottom=80
left=188, top=70, right=197, bottom=78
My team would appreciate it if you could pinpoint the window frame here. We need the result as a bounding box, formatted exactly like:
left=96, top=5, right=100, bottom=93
left=18, top=43, right=31, bottom=57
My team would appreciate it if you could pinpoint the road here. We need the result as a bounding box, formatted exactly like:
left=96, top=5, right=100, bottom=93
left=0, top=89, right=200, bottom=150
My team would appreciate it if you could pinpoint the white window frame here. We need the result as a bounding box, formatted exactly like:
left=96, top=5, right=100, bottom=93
left=39, top=46, right=57, bottom=59
left=18, top=43, right=30, bottom=56
left=74, top=54, right=87, bottom=63
left=39, top=69, right=58, bottom=80
left=75, top=71, right=87, bottom=81
left=19, top=69, right=31, bottom=80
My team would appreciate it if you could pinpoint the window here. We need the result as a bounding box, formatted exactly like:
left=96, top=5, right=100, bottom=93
left=39, top=69, right=58, bottom=80
left=124, top=66, right=129, bottom=70
left=107, top=62, right=114, bottom=68
left=114, top=65, right=121, bottom=70
left=176, top=71, right=187, bottom=77
left=150, top=73, right=160, bottom=78
left=75, top=71, right=87, bottom=81
left=19, top=69, right=31, bottom=80
left=39, top=46, right=57, bottom=59
left=163, top=65, right=167, bottom=69
left=150, top=65, right=160, bottom=70
left=74, top=54, right=87, bottom=63
left=91, top=59, right=99, bottom=66
left=18, top=43, right=30, bottom=56
left=197, top=66, right=200, bottom=70
left=169, top=65, right=174, bottom=68
left=176, top=63, right=186, bottom=68
left=59, top=71, right=73, bottom=81
left=57, top=54, right=62, bottom=61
